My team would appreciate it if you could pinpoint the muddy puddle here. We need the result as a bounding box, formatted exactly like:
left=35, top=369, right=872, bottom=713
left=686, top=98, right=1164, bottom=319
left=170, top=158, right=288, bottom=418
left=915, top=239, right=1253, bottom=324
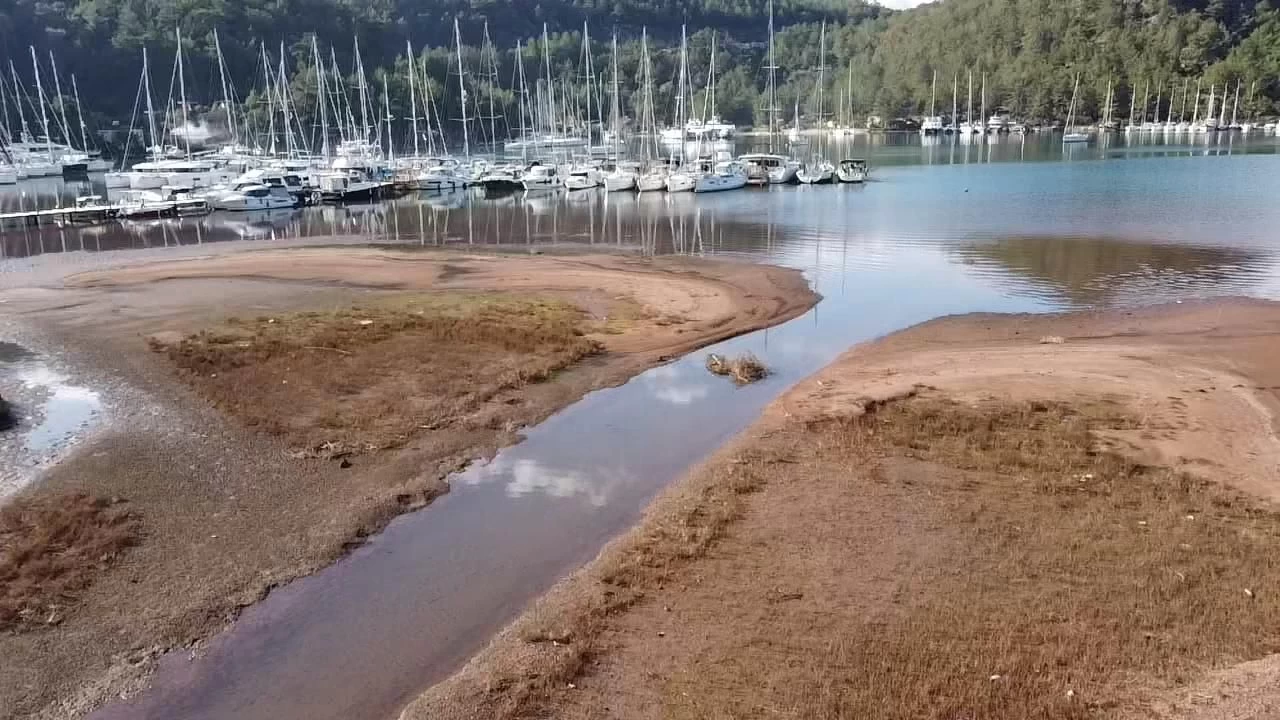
left=0, top=341, right=103, bottom=496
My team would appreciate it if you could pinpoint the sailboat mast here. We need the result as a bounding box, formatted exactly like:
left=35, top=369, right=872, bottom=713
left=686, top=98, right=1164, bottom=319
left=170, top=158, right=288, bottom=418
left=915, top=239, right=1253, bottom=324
left=353, top=36, right=370, bottom=142
left=483, top=21, right=498, bottom=150
left=611, top=32, right=621, bottom=160
left=29, top=47, right=52, bottom=161
left=175, top=28, right=191, bottom=158
left=966, top=71, right=972, bottom=128
left=816, top=22, right=826, bottom=129
left=213, top=30, right=237, bottom=145
left=382, top=74, right=392, bottom=161
left=581, top=21, right=594, bottom=145
left=766, top=0, right=778, bottom=151
left=1231, top=80, right=1240, bottom=126
left=515, top=40, right=528, bottom=162
left=278, top=43, right=293, bottom=156
left=48, top=52, right=73, bottom=147
left=929, top=68, right=936, bottom=117
left=675, top=23, right=687, bottom=161
left=542, top=24, right=553, bottom=138
left=980, top=72, right=986, bottom=134
left=1191, top=78, right=1201, bottom=125
left=454, top=17, right=470, bottom=157
left=71, top=74, right=90, bottom=150
left=1179, top=77, right=1189, bottom=123
left=10, top=62, right=29, bottom=143
left=952, top=74, right=957, bottom=129
left=261, top=44, right=276, bottom=154
left=1128, top=81, right=1136, bottom=127
left=311, top=36, right=330, bottom=161
left=142, top=49, right=157, bottom=157
left=406, top=41, right=419, bottom=159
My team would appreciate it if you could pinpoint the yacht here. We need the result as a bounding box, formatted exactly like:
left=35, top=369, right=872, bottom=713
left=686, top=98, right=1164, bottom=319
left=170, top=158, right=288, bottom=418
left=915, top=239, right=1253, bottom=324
left=318, top=168, right=388, bottom=203
left=212, top=183, right=297, bottom=211
left=738, top=154, right=800, bottom=185
left=920, top=116, right=944, bottom=135
left=476, top=164, right=524, bottom=191
left=415, top=158, right=470, bottom=192
left=563, top=166, right=603, bottom=191
left=836, top=159, right=868, bottom=183
left=986, top=112, right=1011, bottom=133
left=693, top=160, right=748, bottom=193
left=127, top=159, right=237, bottom=190
left=521, top=163, right=563, bottom=192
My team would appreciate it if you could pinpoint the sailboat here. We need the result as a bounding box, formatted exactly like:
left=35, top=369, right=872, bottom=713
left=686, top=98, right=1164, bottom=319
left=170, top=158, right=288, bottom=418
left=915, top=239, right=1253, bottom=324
left=797, top=22, right=835, bottom=184
left=738, top=0, right=800, bottom=184
left=1062, top=73, right=1091, bottom=143
left=634, top=28, right=669, bottom=192
left=665, top=24, right=697, bottom=193
left=603, top=33, right=637, bottom=192
left=920, top=69, right=943, bottom=135
left=958, top=71, right=979, bottom=135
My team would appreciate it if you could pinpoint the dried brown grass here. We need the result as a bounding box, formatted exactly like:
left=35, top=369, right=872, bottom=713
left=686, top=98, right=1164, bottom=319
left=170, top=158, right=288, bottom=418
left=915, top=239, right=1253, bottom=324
left=0, top=493, right=140, bottom=632
left=150, top=294, right=602, bottom=454
left=790, top=395, right=1280, bottom=719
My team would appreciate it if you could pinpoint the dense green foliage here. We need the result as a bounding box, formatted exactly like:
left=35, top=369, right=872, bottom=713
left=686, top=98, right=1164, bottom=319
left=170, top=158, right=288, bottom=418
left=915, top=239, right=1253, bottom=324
left=3, top=0, right=1280, bottom=151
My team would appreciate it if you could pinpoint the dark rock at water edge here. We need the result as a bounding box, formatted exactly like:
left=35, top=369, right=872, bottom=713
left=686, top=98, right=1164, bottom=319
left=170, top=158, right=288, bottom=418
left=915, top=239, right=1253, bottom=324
left=0, top=392, right=13, bottom=431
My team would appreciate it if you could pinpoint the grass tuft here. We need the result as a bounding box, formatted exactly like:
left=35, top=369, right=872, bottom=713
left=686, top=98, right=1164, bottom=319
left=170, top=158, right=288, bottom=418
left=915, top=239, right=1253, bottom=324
left=0, top=493, right=140, bottom=632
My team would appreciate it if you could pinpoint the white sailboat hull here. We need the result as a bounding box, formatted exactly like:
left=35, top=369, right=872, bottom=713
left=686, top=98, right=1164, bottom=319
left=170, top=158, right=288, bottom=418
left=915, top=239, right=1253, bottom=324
left=693, top=172, right=747, bottom=193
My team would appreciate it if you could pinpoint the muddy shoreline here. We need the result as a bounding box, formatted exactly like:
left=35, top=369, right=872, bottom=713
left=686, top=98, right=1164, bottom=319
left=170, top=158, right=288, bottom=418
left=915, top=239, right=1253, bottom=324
left=402, top=298, right=1280, bottom=720
left=0, top=247, right=817, bottom=720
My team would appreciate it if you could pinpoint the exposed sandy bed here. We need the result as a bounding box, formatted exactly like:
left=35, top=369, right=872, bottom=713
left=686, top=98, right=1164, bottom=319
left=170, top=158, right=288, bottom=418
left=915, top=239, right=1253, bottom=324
left=402, top=298, right=1280, bottom=720
left=0, top=248, right=816, bottom=720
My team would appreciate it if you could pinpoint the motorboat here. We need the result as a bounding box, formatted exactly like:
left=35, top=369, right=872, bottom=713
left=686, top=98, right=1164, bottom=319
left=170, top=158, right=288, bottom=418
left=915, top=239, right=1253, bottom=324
left=318, top=168, right=388, bottom=203
left=563, top=166, right=602, bottom=191
left=920, top=116, right=944, bottom=135
left=212, top=183, right=297, bottom=211
left=521, top=163, right=563, bottom=192
left=693, top=160, right=748, bottom=193
left=1062, top=132, right=1092, bottom=143
left=836, top=159, right=868, bottom=183
left=415, top=158, right=470, bottom=192
left=737, top=154, right=800, bottom=185
left=796, top=160, right=836, bottom=185
left=476, top=164, right=524, bottom=191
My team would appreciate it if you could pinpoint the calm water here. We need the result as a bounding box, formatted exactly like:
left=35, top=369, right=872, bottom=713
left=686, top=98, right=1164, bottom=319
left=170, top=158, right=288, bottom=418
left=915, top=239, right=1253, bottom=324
left=13, top=132, right=1280, bottom=720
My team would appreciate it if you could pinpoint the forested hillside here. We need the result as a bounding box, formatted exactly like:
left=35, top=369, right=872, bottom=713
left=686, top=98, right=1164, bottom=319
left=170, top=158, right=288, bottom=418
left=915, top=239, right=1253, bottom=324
left=2, top=0, right=1279, bottom=149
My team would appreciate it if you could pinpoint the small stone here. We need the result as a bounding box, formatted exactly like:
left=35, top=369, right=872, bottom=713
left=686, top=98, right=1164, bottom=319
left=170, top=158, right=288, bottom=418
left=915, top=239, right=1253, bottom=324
left=567, top=683, right=576, bottom=689
left=1245, top=588, right=1256, bottom=599
left=989, top=674, right=1002, bottom=681
left=657, top=631, right=666, bottom=638
left=339, top=458, right=352, bottom=469
left=1066, top=689, right=1076, bottom=698
left=1039, top=336, right=1065, bottom=345
left=1138, top=521, right=1148, bottom=526
left=1185, top=515, right=1195, bottom=521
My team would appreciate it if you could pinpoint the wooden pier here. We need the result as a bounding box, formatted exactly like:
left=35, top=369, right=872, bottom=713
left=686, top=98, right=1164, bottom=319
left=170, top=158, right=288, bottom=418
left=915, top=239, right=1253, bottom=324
left=0, top=199, right=210, bottom=228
